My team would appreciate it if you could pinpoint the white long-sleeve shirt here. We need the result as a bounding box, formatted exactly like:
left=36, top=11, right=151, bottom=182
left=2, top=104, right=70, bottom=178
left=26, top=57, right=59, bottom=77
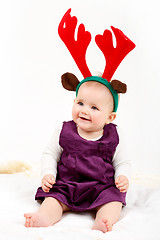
left=41, top=123, right=131, bottom=182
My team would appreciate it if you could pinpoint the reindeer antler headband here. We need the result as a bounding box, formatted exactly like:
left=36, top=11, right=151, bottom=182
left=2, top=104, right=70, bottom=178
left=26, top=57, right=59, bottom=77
left=58, top=9, right=136, bottom=112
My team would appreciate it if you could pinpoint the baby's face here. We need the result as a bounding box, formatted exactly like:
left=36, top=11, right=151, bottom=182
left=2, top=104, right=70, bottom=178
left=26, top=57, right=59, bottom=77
left=72, top=82, right=116, bottom=134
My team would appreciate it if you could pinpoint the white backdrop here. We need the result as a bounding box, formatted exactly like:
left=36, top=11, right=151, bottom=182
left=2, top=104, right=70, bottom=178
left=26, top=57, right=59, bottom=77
left=0, top=0, right=159, bottom=175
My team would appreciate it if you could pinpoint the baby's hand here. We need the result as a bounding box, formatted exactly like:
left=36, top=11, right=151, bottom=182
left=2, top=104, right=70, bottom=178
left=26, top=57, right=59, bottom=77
left=115, top=175, right=129, bottom=192
left=41, top=174, right=55, bottom=192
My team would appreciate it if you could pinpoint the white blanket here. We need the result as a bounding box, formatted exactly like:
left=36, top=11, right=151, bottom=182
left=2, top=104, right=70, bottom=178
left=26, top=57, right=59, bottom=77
left=1, top=173, right=160, bottom=240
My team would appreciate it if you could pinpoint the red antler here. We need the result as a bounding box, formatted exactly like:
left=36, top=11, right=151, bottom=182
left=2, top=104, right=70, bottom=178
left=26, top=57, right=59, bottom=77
left=58, top=9, right=92, bottom=78
left=95, top=26, right=136, bottom=82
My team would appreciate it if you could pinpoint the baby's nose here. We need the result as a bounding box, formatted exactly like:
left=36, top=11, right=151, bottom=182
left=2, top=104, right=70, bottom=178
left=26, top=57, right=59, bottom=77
left=81, top=106, right=89, bottom=115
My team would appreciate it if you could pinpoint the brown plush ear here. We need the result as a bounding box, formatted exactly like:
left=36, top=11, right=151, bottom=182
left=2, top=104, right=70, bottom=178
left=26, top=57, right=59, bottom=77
left=61, top=72, right=80, bottom=91
left=110, top=80, right=127, bottom=94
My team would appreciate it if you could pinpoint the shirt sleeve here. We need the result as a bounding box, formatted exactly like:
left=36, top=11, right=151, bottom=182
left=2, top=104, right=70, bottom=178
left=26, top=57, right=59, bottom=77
left=40, top=124, right=63, bottom=179
left=112, top=126, right=132, bottom=182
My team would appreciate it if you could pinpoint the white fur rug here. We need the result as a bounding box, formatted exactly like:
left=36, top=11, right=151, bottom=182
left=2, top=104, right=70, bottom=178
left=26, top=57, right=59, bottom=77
left=1, top=171, right=160, bottom=240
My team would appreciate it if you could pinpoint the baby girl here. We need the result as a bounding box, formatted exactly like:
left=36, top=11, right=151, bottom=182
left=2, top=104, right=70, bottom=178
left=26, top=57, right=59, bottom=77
left=24, top=78, right=131, bottom=232
left=24, top=9, right=135, bottom=233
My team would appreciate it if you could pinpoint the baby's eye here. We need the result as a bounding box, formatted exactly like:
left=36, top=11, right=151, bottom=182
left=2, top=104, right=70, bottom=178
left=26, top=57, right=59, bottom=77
left=77, top=101, right=83, bottom=106
left=91, top=106, right=99, bottom=110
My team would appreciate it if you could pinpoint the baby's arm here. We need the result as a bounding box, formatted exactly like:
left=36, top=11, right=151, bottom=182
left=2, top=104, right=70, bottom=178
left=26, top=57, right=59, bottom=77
left=40, top=124, right=63, bottom=192
left=112, top=127, right=131, bottom=192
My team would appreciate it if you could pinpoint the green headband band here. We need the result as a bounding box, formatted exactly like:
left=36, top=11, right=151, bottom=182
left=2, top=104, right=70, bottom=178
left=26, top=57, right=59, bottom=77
left=76, top=76, right=119, bottom=112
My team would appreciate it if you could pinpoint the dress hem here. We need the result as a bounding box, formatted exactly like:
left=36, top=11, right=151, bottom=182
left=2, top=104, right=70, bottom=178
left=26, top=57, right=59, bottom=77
left=35, top=193, right=126, bottom=211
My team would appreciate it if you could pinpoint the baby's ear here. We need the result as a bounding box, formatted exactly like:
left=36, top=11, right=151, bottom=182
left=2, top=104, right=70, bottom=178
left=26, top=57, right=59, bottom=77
left=61, top=72, right=80, bottom=91
left=110, top=80, right=127, bottom=94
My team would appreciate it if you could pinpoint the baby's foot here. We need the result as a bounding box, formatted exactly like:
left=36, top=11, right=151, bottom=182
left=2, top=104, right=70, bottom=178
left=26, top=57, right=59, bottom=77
left=24, top=212, right=53, bottom=228
left=92, top=218, right=112, bottom=233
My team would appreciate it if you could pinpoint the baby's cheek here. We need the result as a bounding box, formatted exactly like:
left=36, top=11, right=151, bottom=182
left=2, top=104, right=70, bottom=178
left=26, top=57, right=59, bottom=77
left=93, top=114, right=106, bottom=126
left=72, top=108, right=78, bottom=121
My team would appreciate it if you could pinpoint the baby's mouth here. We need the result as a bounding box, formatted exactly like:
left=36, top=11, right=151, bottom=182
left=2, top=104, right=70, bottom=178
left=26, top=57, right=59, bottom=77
left=79, top=116, right=91, bottom=121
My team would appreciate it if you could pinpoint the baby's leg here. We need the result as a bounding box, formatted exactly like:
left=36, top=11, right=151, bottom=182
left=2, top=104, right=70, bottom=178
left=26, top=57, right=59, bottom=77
left=92, top=201, right=122, bottom=233
left=24, top=197, right=69, bottom=227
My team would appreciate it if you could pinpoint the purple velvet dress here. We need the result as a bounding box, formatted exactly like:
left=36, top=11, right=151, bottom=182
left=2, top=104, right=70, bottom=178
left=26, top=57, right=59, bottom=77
left=35, top=120, right=126, bottom=211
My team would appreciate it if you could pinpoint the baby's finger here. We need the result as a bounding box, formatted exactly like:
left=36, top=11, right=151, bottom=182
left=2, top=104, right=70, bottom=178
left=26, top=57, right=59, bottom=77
left=119, top=189, right=127, bottom=193
left=120, top=182, right=128, bottom=187
left=119, top=187, right=128, bottom=192
left=119, top=181, right=128, bottom=188
left=118, top=177, right=127, bottom=183
left=115, top=177, right=125, bottom=186
left=42, top=185, right=50, bottom=192
left=119, top=184, right=129, bottom=192
left=48, top=178, right=55, bottom=185
left=115, top=177, right=120, bottom=184
left=116, top=182, right=123, bottom=188
left=43, top=180, right=53, bottom=189
left=45, top=176, right=55, bottom=184
left=117, top=181, right=127, bottom=189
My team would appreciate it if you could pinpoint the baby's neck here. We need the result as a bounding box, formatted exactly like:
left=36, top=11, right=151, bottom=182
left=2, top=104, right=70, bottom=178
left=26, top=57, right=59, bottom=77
left=77, top=126, right=104, bottom=141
